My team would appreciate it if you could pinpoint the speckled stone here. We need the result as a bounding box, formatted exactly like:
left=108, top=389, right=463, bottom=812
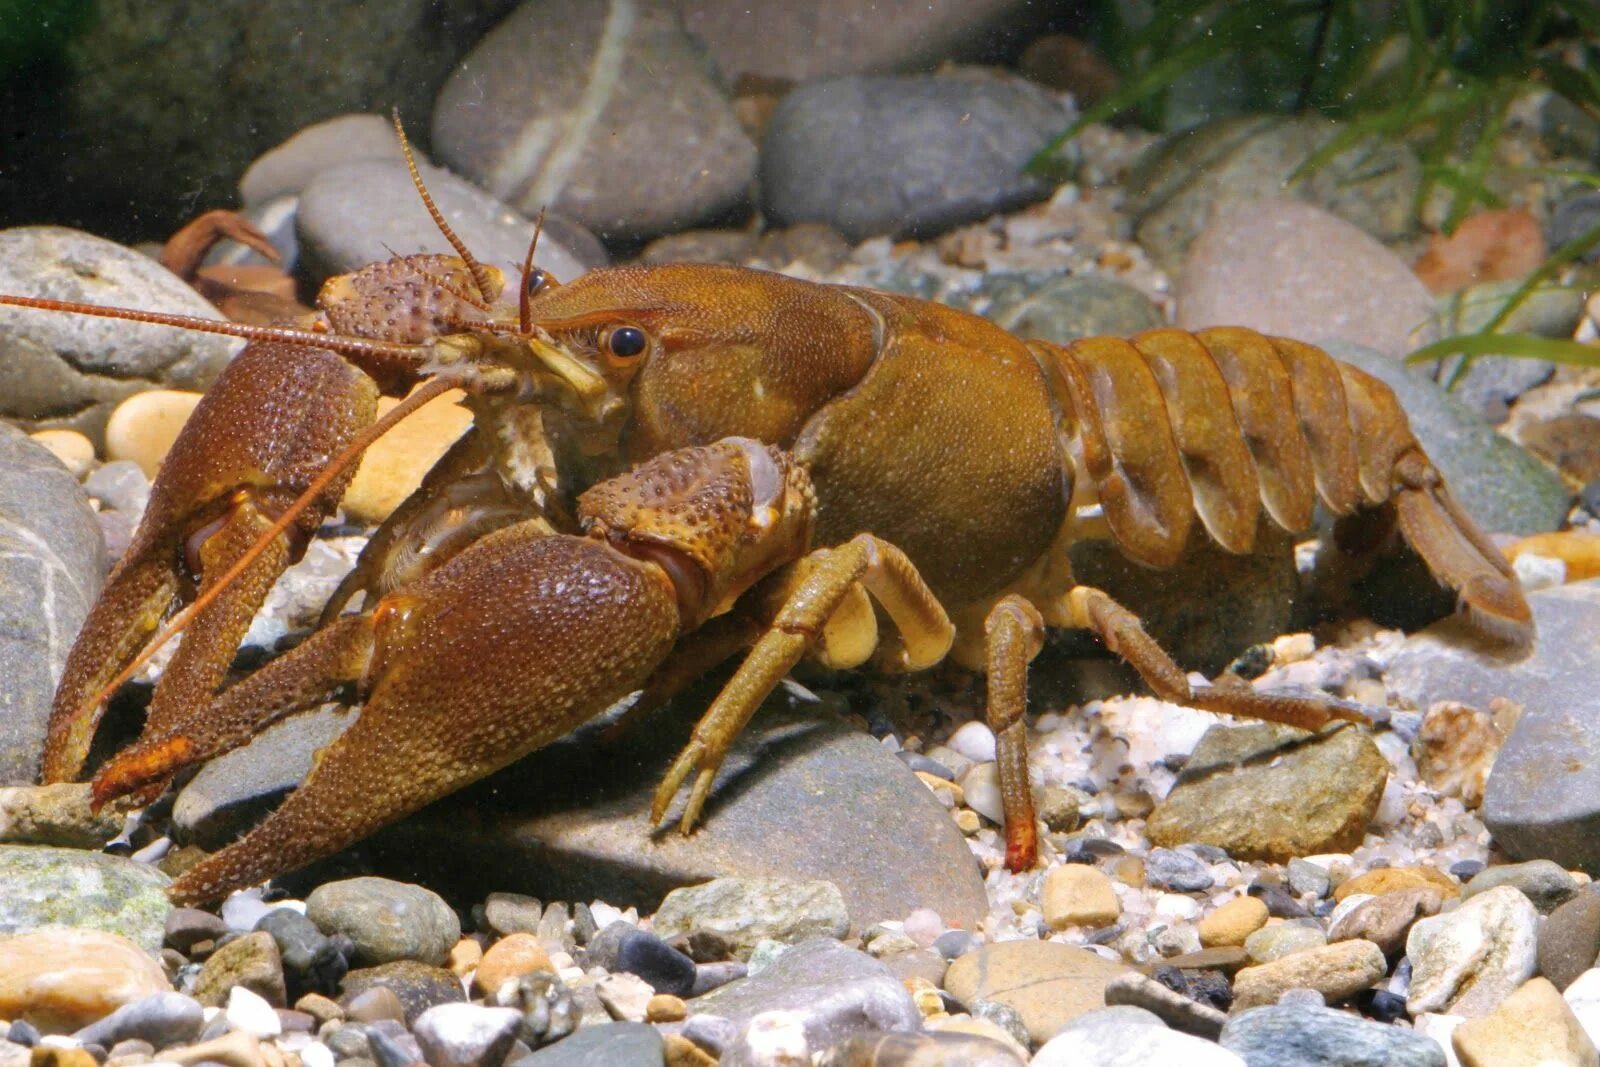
left=1220, top=1004, right=1447, bottom=1066
left=1452, top=977, right=1597, bottom=1066
left=307, top=878, right=460, bottom=967
left=1407, top=886, right=1539, bottom=1018
left=0, top=846, right=170, bottom=954
left=654, top=879, right=849, bottom=958
left=339, top=961, right=465, bottom=1025
left=944, top=941, right=1133, bottom=1045
left=1540, top=891, right=1600, bottom=990
left=1231, top=940, right=1387, bottom=1010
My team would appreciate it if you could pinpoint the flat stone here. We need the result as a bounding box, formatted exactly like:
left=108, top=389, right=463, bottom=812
left=193, top=931, right=286, bottom=1008
left=0, top=784, right=122, bottom=849
left=944, top=940, right=1133, bottom=1045
left=1453, top=977, right=1598, bottom=1067
left=433, top=0, right=754, bottom=243
left=1033, top=1007, right=1245, bottom=1066
left=515, top=1020, right=662, bottom=1066
left=307, top=878, right=460, bottom=968
left=586, top=923, right=696, bottom=997
left=0, top=228, right=242, bottom=441
left=1131, top=117, right=1421, bottom=274
left=339, top=961, right=465, bottom=1025
left=296, top=159, right=594, bottom=289
left=73, top=991, right=203, bottom=1050
left=762, top=71, right=1072, bottom=242
left=1408, top=885, right=1539, bottom=1017
left=1104, top=972, right=1228, bottom=1038
left=1465, top=860, right=1578, bottom=914
left=1231, top=939, right=1387, bottom=1010
left=1146, top=723, right=1388, bottom=863
left=412, top=1003, right=521, bottom=1067
left=1243, top=923, right=1327, bottom=964
left=654, top=879, right=849, bottom=958
left=0, top=846, right=170, bottom=953
left=1542, top=892, right=1600, bottom=990
left=0, top=426, right=105, bottom=783
left=1146, top=848, right=1216, bottom=892
left=360, top=703, right=988, bottom=934
left=687, top=939, right=918, bottom=1066
left=1389, top=584, right=1600, bottom=870
left=1219, top=1004, right=1447, bottom=1066
left=1042, top=865, right=1122, bottom=930
left=1329, top=888, right=1443, bottom=958
left=0, top=928, right=170, bottom=1034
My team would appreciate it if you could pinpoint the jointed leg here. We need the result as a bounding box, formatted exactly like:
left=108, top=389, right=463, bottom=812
left=985, top=595, right=1046, bottom=871
left=651, top=534, right=954, bottom=831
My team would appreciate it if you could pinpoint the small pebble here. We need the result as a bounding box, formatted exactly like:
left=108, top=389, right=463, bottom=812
left=411, top=1003, right=521, bottom=1067
left=646, top=994, right=687, bottom=1023
left=1198, top=896, right=1270, bottom=948
left=1147, top=848, right=1215, bottom=892
left=225, top=987, right=281, bottom=1037
left=1042, top=865, right=1122, bottom=929
left=473, top=934, right=551, bottom=996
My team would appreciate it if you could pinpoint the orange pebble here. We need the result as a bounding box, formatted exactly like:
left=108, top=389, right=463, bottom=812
left=473, top=933, right=553, bottom=995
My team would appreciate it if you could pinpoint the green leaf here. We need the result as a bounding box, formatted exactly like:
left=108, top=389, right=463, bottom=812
left=1406, top=333, right=1600, bottom=369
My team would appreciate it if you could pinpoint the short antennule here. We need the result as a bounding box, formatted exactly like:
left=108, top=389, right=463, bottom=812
left=390, top=110, right=499, bottom=305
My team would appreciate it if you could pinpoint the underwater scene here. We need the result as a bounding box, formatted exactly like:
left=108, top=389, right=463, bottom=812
left=0, top=1, right=1598, bottom=1063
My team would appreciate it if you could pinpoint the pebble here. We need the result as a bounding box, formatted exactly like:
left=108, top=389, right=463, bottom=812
left=1407, top=885, right=1539, bottom=1017
left=1146, top=723, right=1388, bottom=862
left=596, top=972, right=654, bottom=1023
left=340, top=388, right=473, bottom=524
left=824, top=1029, right=1025, bottom=1066
left=1464, top=860, right=1579, bottom=914
left=26, top=430, right=94, bottom=478
left=1033, top=1007, right=1246, bottom=1066
left=474, top=933, right=553, bottom=996
left=1198, top=897, right=1270, bottom=948
left=1452, top=977, right=1598, bottom=1066
left=411, top=1003, right=521, bottom=1067
left=494, top=971, right=578, bottom=1050
left=0, top=928, right=170, bottom=1033
left=901, top=908, right=944, bottom=948
left=1327, top=888, right=1444, bottom=957
left=944, top=940, right=1132, bottom=1046
left=306, top=878, right=460, bottom=968
left=72, top=992, right=203, bottom=1049
left=1335, top=866, right=1457, bottom=902
left=239, top=114, right=403, bottom=205
left=1412, top=702, right=1503, bottom=808
left=1243, top=924, right=1328, bottom=969
left=1231, top=939, right=1387, bottom=1011
left=1041, top=865, right=1122, bottom=929
left=0, top=848, right=169, bottom=955
left=1146, top=848, right=1216, bottom=892
left=1103, top=972, right=1228, bottom=1038
left=343, top=986, right=406, bottom=1024
left=585, top=923, right=696, bottom=997
left=102, top=389, right=202, bottom=478
left=946, top=722, right=998, bottom=764
left=653, top=878, right=849, bottom=958
left=513, top=1020, right=662, bottom=1065
left=0, top=784, right=123, bottom=850
left=194, top=931, right=285, bottom=1009
left=958, top=762, right=1005, bottom=824
left=1220, top=1004, right=1448, bottom=1066
left=224, top=986, right=281, bottom=1038
left=688, top=939, right=917, bottom=1064
left=645, top=994, right=686, bottom=1024
left=1542, top=892, right=1600, bottom=990
left=761, top=71, right=1071, bottom=242
left=483, top=894, right=543, bottom=938
left=339, top=961, right=464, bottom=1025
left=1287, top=860, right=1332, bottom=900
left=255, top=909, right=344, bottom=999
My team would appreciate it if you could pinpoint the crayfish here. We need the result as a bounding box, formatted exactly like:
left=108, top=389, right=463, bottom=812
left=0, top=126, right=1532, bottom=901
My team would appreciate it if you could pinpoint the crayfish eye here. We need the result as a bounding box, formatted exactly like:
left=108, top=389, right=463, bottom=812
left=524, top=268, right=548, bottom=297
left=605, top=325, right=648, bottom=359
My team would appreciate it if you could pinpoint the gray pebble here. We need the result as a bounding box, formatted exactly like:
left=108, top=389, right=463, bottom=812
left=74, top=991, right=204, bottom=1049
left=1286, top=860, right=1331, bottom=899
left=306, top=878, right=460, bottom=967
left=1146, top=848, right=1215, bottom=892
left=1220, top=1004, right=1446, bottom=1066
left=1463, top=859, right=1578, bottom=914
left=483, top=893, right=543, bottom=938
left=412, top=1003, right=522, bottom=1067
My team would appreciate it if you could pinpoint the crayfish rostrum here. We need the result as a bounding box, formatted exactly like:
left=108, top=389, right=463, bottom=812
left=0, top=139, right=1531, bottom=900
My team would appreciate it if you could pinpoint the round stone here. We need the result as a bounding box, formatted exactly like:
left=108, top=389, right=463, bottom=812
left=306, top=878, right=460, bottom=967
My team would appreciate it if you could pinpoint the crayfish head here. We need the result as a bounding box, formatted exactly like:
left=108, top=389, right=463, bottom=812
left=577, top=439, right=816, bottom=627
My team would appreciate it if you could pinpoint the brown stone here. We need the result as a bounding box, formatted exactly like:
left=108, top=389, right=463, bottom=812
left=1197, top=896, right=1269, bottom=948
left=1334, top=865, right=1457, bottom=902
left=944, top=940, right=1132, bottom=1045
left=1327, top=887, right=1444, bottom=957
left=1412, top=702, right=1504, bottom=809
left=194, top=931, right=285, bottom=1008
left=0, top=929, right=169, bottom=1033
left=1453, top=977, right=1598, bottom=1066
left=1041, top=865, right=1121, bottom=929
left=1231, top=939, right=1387, bottom=1010
left=473, top=933, right=553, bottom=996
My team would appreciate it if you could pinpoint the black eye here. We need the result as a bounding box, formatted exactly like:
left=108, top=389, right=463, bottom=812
left=607, top=325, right=648, bottom=359
left=524, top=268, right=548, bottom=296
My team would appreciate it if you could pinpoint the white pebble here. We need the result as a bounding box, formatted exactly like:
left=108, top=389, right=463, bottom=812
left=1154, top=894, right=1202, bottom=921
left=948, top=722, right=998, bottom=763
left=902, top=908, right=944, bottom=948
left=588, top=901, right=629, bottom=929
left=740, top=1010, right=810, bottom=1067
left=220, top=891, right=274, bottom=932
left=1564, top=968, right=1600, bottom=1046
left=1327, top=893, right=1375, bottom=928
left=1512, top=552, right=1566, bottom=592
left=226, top=986, right=281, bottom=1037
left=298, top=1043, right=335, bottom=1067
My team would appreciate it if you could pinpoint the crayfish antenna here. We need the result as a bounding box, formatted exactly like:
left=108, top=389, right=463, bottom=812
left=519, top=207, right=547, bottom=335
left=84, top=376, right=461, bottom=714
left=391, top=110, right=500, bottom=305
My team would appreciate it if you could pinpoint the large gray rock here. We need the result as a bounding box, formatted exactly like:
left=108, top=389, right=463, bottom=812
left=1219, top=1004, right=1446, bottom=1066
left=974, top=273, right=1165, bottom=345
left=0, top=845, right=171, bottom=954
left=305, top=877, right=460, bottom=967
left=1322, top=341, right=1569, bottom=537
left=0, top=0, right=520, bottom=241
left=0, top=426, right=104, bottom=784
left=686, top=939, right=919, bottom=1067
left=762, top=71, right=1073, bottom=242
left=1128, top=116, right=1422, bottom=272
left=1176, top=198, right=1436, bottom=359
left=677, top=0, right=1042, bottom=83
left=296, top=159, right=599, bottom=288
left=433, top=0, right=756, bottom=243
left=0, top=228, right=242, bottom=441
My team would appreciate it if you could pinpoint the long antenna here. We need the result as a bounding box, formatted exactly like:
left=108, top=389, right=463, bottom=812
left=391, top=110, right=500, bottom=305
left=519, top=207, right=547, bottom=335
left=86, top=376, right=459, bottom=711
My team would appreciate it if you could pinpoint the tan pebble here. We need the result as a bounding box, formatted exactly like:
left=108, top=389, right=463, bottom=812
left=1198, top=895, right=1269, bottom=948
left=0, top=928, right=169, bottom=1032
left=1334, top=865, right=1457, bottom=902
left=954, top=808, right=981, bottom=835
left=447, top=937, right=482, bottom=978
left=164, top=1031, right=265, bottom=1067
left=341, top=986, right=404, bottom=1023
left=916, top=771, right=963, bottom=806
left=927, top=1015, right=1032, bottom=1063
left=341, top=387, right=471, bottom=522
left=31, top=1048, right=99, bottom=1067
left=473, top=932, right=553, bottom=996
left=1453, top=977, right=1597, bottom=1066
left=645, top=993, right=687, bottom=1023
left=663, top=1033, right=718, bottom=1067
left=910, top=981, right=944, bottom=1018
left=1412, top=702, right=1504, bottom=809
left=29, top=430, right=96, bottom=478
left=1110, top=855, right=1145, bottom=887
left=596, top=971, right=654, bottom=1022
left=103, top=390, right=203, bottom=478
left=1231, top=939, right=1387, bottom=1010
left=292, top=992, right=343, bottom=1025
left=1042, top=865, right=1122, bottom=929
